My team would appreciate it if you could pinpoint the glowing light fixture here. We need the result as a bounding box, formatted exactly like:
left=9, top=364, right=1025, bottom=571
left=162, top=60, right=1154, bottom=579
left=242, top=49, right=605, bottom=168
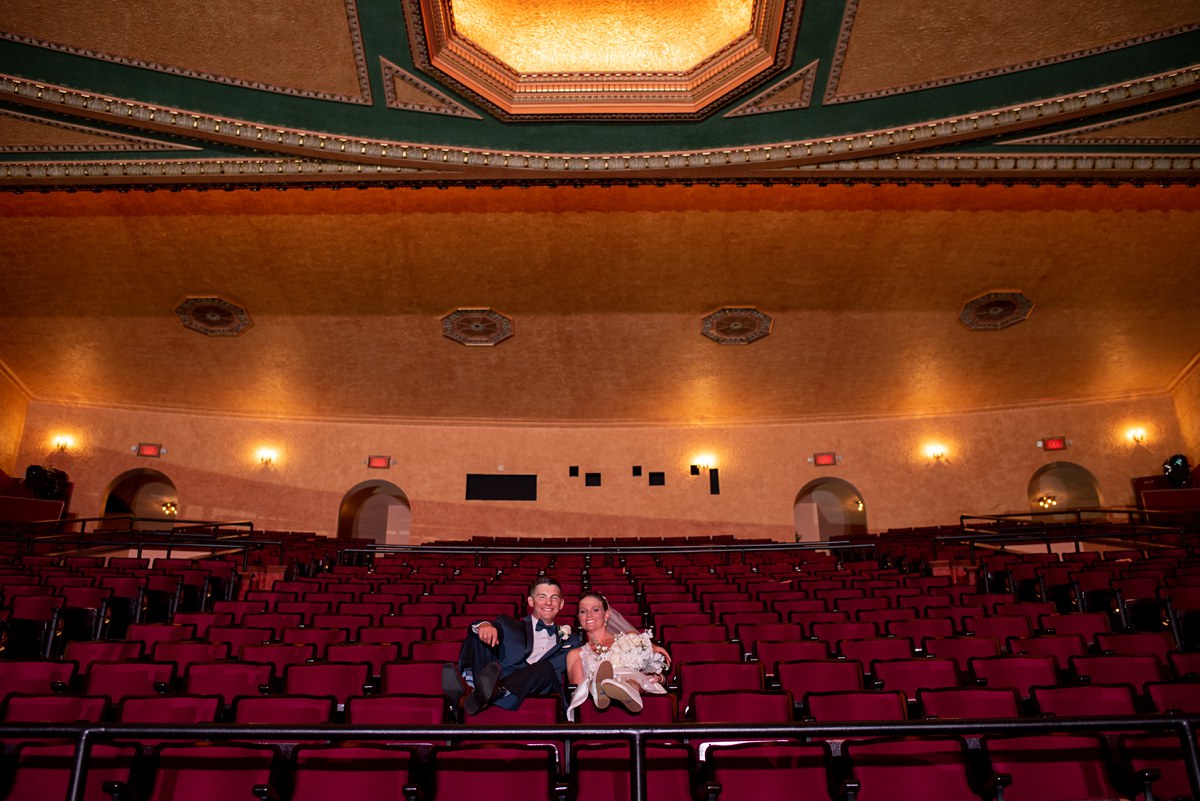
left=852, top=498, right=864, bottom=512
left=52, top=435, right=74, bottom=451
left=924, top=443, right=948, bottom=461
left=1037, top=495, right=1058, bottom=509
left=257, top=447, right=279, bottom=466
left=691, top=453, right=717, bottom=471
left=1126, top=427, right=1147, bottom=445
left=161, top=501, right=178, bottom=516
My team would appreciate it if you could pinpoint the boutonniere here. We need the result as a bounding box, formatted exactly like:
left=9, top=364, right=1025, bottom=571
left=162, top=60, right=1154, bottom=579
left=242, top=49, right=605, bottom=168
left=558, top=625, right=572, bottom=640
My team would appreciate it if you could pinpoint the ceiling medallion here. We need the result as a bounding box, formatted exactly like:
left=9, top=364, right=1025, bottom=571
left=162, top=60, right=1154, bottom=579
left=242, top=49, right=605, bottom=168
left=702, top=307, right=773, bottom=345
left=404, top=0, right=797, bottom=120
left=174, top=296, right=253, bottom=337
left=959, top=291, right=1035, bottom=331
left=441, top=308, right=514, bottom=346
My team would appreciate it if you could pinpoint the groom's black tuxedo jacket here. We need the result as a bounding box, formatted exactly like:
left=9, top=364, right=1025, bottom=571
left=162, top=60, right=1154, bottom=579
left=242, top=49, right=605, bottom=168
left=476, top=614, right=582, bottom=677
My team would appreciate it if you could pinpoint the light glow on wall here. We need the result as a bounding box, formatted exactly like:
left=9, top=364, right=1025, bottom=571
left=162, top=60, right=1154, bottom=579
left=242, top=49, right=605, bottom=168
left=51, top=434, right=75, bottom=451
left=256, top=447, right=280, bottom=466
left=923, top=443, right=948, bottom=461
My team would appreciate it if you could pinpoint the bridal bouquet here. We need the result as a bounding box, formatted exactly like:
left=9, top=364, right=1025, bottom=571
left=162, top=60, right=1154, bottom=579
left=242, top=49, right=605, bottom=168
left=607, top=629, right=667, bottom=675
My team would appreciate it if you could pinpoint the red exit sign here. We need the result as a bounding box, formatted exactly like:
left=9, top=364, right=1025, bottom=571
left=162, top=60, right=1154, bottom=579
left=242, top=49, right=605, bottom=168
left=1041, top=437, right=1067, bottom=451
left=813, top=452, right=838, bottom=466
left=136, top=442, right=163, bottom=458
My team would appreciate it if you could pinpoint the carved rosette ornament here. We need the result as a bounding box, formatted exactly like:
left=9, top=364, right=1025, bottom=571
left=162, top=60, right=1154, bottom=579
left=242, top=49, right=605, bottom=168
left=959, top=291, right=1034, bottom=331
left=174, top=297, right=253, bottom=336
left=702, top=307, right=773, bottom=344
left=441, top=308, right=514, bottom=346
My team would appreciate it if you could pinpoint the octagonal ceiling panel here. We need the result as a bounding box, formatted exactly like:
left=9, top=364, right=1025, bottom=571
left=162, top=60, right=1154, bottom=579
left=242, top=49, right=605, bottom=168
left=405, top=0, right=797, bottom=118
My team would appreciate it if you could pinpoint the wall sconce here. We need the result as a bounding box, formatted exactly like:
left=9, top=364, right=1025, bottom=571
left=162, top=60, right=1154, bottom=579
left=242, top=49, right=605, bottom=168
left=1126, top=427, right=1147, bottom=445
left=852, top=498, right=864, bottom=512
left=924, top=443, right=948, bottom=462
left=1037, top=495, right=1058, bottom=509
left=161, top=501, right=178, bottom=516
left=52, top=435, right=74, bottom=452
left=688, top=454, right=720, bottom=495
left=256, top=447, right=279, bottom=466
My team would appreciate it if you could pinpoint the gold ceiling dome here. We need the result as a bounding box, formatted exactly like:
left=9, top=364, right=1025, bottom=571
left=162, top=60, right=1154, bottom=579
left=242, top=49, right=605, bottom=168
left=406, top=0, right=796, bottom=118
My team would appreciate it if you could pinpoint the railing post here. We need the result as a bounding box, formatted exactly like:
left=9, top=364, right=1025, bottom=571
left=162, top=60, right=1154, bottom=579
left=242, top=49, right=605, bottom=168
left=65, top=728, right=93, bottom=801
left=1182, top=720, right=1200, bottom=801
left=629, top=730, right=647, bottom=801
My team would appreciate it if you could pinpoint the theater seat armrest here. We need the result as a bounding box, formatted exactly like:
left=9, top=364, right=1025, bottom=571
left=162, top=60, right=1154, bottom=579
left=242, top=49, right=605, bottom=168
left=403, top=783, right=425, bottom=801
left=700, top=780, right=721, bottom=801
left=51, top=681, right=68, bottom=693
left=252, top=783, right=281, bottom=801
left=984, top=771, right=1012, bottom=801
left=840, top=779, right=861, bottom=801
left=102, top=780, right=129, bottom=800
left=1136, top=767, right=1162, bottom=801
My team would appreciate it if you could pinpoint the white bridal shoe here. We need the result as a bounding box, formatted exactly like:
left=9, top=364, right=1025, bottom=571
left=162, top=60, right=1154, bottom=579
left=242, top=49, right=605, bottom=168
left=592, top=660, right=613, bottom=709
left=600, top=678, right=643, bottom=713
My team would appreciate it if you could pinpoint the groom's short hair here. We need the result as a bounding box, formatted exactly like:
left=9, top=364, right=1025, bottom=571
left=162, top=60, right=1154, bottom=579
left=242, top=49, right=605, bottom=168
left=528, top=576, right=562, bottom=597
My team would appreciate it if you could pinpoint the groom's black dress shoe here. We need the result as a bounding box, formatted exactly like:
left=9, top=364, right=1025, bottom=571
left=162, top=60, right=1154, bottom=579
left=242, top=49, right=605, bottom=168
left=442, top=663, right=470, bottom=709
left=463, top=661, right=502, bottom=715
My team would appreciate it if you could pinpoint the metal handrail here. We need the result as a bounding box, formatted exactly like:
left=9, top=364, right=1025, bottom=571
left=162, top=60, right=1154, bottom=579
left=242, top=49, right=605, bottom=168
left=3, top=715, right=1197, bottom=801
left=337, top=541, right=881, bottom=568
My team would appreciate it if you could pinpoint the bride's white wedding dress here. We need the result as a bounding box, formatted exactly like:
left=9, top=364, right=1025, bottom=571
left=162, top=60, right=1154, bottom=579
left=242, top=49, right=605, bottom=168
left=566, top=633, right=667, bottom=720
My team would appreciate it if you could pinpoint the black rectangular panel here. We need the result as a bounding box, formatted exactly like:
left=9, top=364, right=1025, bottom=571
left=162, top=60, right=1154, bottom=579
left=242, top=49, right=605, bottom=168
left=465, top=474, right=538, bottom=501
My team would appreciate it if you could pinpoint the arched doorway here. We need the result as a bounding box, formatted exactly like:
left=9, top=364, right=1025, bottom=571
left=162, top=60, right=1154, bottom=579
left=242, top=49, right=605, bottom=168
left=101, top=469, right=179, bottom=530
left=1027, top=461, right=1102, bottom=515
left=794, top=477, right=868, bottom=542
left=337, top=481, right=412, bottom=545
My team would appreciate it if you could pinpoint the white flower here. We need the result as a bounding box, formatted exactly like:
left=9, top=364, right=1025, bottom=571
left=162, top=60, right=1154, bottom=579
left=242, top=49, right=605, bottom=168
left=558, top=625, right=572, bottom=639
left=606, top=631, right=666, bottom=675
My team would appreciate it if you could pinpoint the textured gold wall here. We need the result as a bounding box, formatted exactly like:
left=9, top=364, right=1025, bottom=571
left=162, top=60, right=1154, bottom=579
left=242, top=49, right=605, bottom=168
left=0, top=370, right=29, bottom=476
left=19, top=393, right=1184, bottom=539
left=1173, top=362, right=1200, bottom=465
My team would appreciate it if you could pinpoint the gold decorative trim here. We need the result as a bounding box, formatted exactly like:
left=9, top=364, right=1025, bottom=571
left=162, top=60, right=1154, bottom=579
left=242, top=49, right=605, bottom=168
left=0, top=108, right=198, bottom=153
left=724, top=59, right=818, bottom=117
left=380, top=57, right=482, bottom=118
left=0, top=0, right=373, bottom=105
left=763, top=153, right=1200, bottom=174
left=1003, top=98, right=1200, bottom=147
left=823, top=0, right=1200, bottom=105
left=0, top=66, right=1197, bottom=181
left=0, top=158, right=434, bottom=182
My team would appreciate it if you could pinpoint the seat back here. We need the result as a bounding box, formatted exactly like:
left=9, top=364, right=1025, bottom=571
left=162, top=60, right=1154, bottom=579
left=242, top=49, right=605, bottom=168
left=432, top=744, right=558, bottom=801
left=148, top=743, right=278, bottom=801
left=845, top=736, right=976, bottom=801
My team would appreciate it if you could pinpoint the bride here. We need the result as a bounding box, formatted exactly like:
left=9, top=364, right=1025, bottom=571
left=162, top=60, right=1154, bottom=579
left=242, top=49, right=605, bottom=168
left=566, top=590, right=672, bottom=719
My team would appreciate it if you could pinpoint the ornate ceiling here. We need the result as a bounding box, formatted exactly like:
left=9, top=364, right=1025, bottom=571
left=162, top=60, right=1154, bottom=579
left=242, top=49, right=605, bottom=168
left=0, top=3, right=1197, bottom=428
left=0, top=0, right=1197, bottom=185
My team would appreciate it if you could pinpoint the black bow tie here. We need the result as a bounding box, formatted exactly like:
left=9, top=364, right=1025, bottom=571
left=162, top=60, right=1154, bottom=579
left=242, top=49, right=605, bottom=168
left=535, top=621, right=553, bottom=633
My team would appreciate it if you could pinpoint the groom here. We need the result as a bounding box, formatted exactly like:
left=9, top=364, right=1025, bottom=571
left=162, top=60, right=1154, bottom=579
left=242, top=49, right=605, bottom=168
left=443, top=576, right=581, bottom=714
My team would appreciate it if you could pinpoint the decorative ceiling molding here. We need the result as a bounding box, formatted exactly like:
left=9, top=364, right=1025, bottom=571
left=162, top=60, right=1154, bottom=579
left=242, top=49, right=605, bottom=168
left=0, top=65, right=1198, bottom=185
left=702, top=307, right=773, bottom=344
left=175, top=297, right=253, bottom=337
left=724, top=59, right=818, bottom=117
left=824, top=0, right=1200, bottom=105
left=403, top=0, right=800, bottom=119
left=959, top=291, right=1034, bottom=331
left=380, top=58, right=482, bottom=118
left=0, top=0, right=373, bottom=105
left=440, top=308, right=513, bottom=346
left=1004, top=98, right=1200, bottom=147
left=0, top=109, right=197, bottom=153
